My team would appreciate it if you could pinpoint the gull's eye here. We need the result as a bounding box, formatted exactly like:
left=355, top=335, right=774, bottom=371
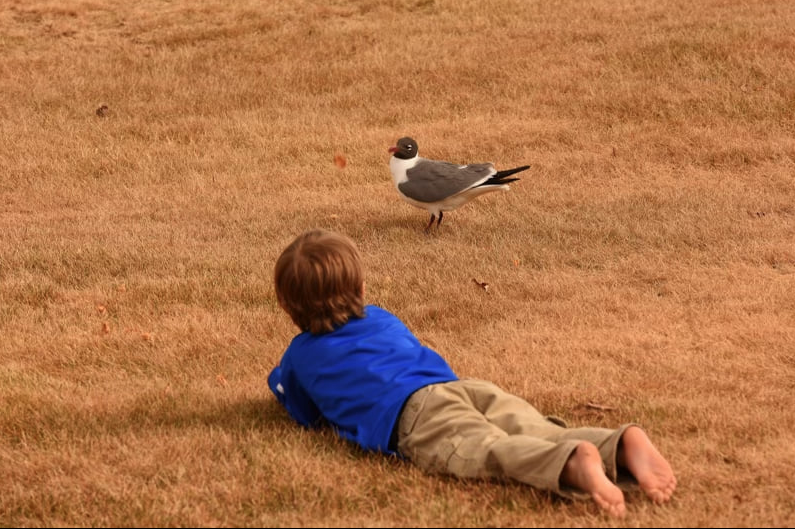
left=406, top=145, right=413, bottom=150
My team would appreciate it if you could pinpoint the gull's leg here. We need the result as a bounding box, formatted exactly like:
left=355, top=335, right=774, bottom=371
left=424, top=214, right=436, bottom=233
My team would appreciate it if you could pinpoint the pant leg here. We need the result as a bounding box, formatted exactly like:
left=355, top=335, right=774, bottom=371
left=397, top=380, right=583, bottom=497
left=462, top=379, right=638, bottom=485
left=460, top=379, right=561, bottom=435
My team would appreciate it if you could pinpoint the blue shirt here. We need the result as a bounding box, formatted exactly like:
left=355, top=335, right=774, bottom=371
left=268, top=305, right=458, bottom=454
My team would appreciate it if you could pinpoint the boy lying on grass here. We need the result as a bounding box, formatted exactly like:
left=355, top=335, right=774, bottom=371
left=268, top=228, right=676, bottom=518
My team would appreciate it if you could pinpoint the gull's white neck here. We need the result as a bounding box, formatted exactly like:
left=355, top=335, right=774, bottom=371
left=389, top=155, right=420, bottom=185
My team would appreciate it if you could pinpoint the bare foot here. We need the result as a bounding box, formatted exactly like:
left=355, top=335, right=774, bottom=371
left=562, top=442, right=626, bottom=518
left=618, top=426, right=677, bottom=504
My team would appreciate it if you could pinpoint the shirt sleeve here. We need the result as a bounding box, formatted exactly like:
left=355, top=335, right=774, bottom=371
left=268, top=360, right=323, bottom=428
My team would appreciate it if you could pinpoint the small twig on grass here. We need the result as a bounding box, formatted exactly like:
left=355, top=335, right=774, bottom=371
left=585, top=402, right=616, bottom=411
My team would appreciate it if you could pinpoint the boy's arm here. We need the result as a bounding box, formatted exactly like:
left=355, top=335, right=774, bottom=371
left=268, top=364, right=324, bottom=428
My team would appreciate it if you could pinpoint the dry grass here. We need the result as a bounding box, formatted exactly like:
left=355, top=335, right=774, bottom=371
left=1, top=0, right=794, bottom=526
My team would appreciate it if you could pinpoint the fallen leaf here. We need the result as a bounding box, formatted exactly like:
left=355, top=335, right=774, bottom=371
left=472, top=278, right=490, bottom=292
left=96, top=104, right=109, bottom=117
left=96, top=304, right=107, bottom=314
left=101, top=322, right=110, bottom=334
left=141, top=332, right=153, bottom=341
left=333, top=153, right=347, bottom=169
left=217, top=374, right=229, bottom=387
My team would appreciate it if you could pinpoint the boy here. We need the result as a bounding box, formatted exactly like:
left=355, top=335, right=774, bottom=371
left=268, top=229, right=676, bottom=518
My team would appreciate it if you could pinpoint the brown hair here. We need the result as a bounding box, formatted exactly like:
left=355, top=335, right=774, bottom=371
left=274, top=229, right=365, bottom=334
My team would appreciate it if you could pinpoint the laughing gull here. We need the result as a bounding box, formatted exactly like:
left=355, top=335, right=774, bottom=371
left=388, top=137, right=529, bottom=232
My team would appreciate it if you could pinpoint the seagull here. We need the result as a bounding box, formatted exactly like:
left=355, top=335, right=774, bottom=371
left=388, top=137, right=529, bottom=232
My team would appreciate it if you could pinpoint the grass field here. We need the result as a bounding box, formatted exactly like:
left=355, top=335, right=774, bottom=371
left=1, top=0, right=794, bottom=526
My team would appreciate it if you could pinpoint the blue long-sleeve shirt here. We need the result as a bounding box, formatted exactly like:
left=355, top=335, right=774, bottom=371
left=268, top=305, right=458, bottom=454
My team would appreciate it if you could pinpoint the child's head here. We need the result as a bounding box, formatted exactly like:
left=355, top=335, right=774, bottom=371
left=274, top=229, right=365, bottom=334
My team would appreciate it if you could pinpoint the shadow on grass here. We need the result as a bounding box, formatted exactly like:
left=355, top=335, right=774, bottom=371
left=2, top=391, right=294, bottom=446
left=118, top=393, right=293, bottom=434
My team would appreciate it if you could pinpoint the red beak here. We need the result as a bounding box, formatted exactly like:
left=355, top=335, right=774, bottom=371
left=388, top=146, right=397, bottom=154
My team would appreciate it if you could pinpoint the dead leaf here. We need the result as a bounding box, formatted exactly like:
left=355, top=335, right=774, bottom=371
left=96, top=304, right=107, bottom=314
left=333, top=153, right=347, bottom=169
left=96, top=104, right=109, bottom=117
left=141, top=332, right=153, bottom=341
left=472, top=278, right=490, bottom=292
left=217, top=374, right=229, bottom=387
left=101, top=322, right=110, bottom=334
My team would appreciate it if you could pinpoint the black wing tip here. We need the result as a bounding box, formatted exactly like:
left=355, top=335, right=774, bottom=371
left=478, top=176, right=520, bottom=187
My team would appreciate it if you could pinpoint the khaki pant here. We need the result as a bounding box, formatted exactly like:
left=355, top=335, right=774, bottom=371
left=396, top=379, right=637, bottom=498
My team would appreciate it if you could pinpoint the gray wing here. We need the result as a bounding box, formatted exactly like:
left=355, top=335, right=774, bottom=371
left=398, top=160, right=495, bottom=203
